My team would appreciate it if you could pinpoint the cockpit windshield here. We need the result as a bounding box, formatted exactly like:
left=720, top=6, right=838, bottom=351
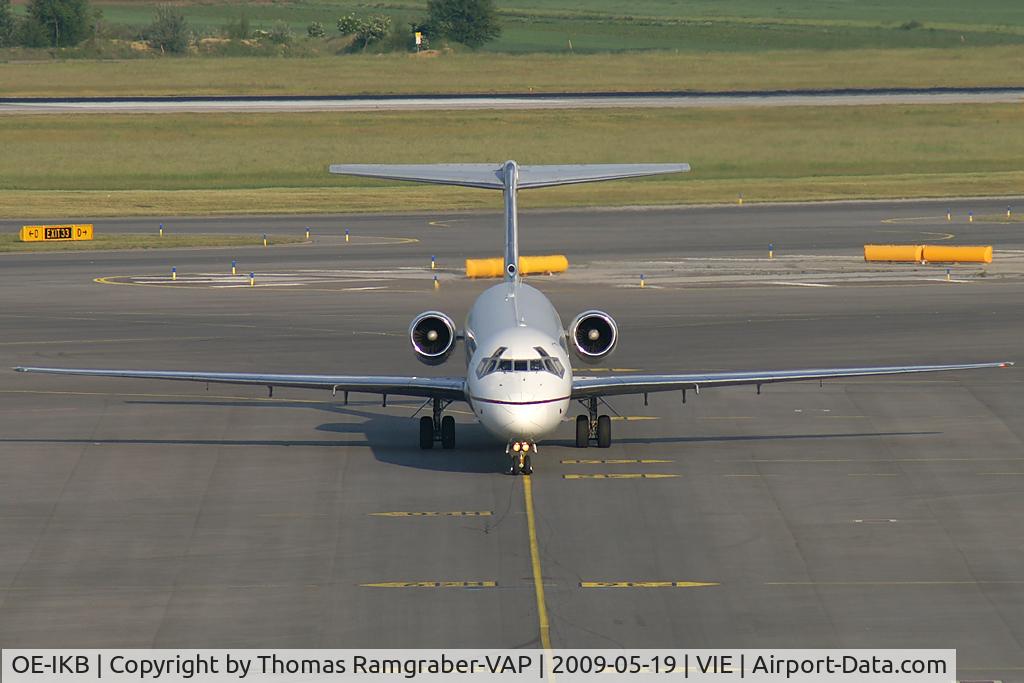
left=476, top=346, right=565, bottom=379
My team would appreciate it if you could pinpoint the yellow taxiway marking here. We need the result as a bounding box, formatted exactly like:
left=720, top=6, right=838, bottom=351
left=522, top=476, right=552, bottom=650
left=360, top=581, right=495, bottom=588
left=561, top=459, right=673, bottom=465
left=879, top=216, right=939, bottom=223
left=427, top=219, right=463, bottom=228
left=581, top=581, right=719, bottom=588
left=847, top=473, right=900, bottom=477
left=563, top=473, right=679, bottom=480
left=766, top=580, right=1024, bottom=587
left=370, top=511, right=492, bottom=517
left=722, top=474, right=781, bottom=478
left=610, top=416, right=658, bottom=421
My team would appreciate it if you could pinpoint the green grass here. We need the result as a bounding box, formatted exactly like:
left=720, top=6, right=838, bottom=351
left=2, top=0, right=1022, bottom=63
left=1, top=104, right=1022, bottom=217
left=78, top=0, right=1024, bottom=53
left=2, top=47, right=1023, bottom=98
left=0, top=233, right=306, bottom=252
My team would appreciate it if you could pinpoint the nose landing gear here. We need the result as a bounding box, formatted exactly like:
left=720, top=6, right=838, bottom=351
left=506, top=441, right=536, bottom=475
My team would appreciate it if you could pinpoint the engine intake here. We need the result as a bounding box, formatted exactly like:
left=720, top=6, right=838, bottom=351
left=410, top=311, right=457, bottom=365
left=569, top=310, right=618, bottom=363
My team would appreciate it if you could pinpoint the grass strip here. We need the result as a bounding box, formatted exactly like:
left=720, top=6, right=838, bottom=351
left=3, top=173, right=1024, bottom=218
left=1, top=48, right=1023, bottom=98
left=2, top=104, right=1022, bottom=217
left=0, top=234, right=306, bottom=252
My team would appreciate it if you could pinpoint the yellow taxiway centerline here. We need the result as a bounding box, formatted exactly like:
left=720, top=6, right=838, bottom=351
left=522, top=476, right=552, bottom=650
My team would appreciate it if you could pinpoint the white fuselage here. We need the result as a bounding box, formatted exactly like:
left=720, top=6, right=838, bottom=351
left=463, top=280, right=573, bottom=442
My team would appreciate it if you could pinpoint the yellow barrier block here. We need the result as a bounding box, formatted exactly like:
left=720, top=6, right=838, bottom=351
left=20, top=224, right=93, bottom=242
left=922, top=245, right=992, bottom=264
left=465, top=254, right=569, bottom=278
left=863, top=244, right=923, bottom=262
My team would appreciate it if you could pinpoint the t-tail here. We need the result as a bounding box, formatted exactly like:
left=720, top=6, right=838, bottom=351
left=328, top=161, right=690, bottom=281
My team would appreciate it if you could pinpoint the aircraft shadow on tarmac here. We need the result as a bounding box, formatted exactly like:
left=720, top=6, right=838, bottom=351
left=2, top=396, right=941, bottom=474
left=122, top=397, right=510, bottom=474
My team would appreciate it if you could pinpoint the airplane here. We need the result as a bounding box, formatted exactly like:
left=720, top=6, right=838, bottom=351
left=14, top=161, right=1014, bottom=475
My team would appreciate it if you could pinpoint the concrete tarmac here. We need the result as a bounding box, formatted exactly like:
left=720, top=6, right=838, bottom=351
left=0, top=200, right=1021, bottom=679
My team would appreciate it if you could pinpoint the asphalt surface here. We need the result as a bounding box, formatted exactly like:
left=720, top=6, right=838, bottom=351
left=2, top=89, right=1022, bottom=114
left=1, top=200, right=1021, bottom=679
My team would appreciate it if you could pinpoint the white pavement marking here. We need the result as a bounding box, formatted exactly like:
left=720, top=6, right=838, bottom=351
left=3, top=91, right=1023, bottom=115
left=770, top=281, right=836, bottom=287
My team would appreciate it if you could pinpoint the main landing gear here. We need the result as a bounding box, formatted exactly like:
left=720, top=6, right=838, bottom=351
left=419, top=398, right=455, bottom=449
left=575, top=397, right=611, bottom=448
left=506, top=441, right=535, bottom=475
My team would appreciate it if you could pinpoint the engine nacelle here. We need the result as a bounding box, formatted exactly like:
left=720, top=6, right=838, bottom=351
left=409, top=311, right=457, bottom=366
left=569, top=310, right=618, bottom=364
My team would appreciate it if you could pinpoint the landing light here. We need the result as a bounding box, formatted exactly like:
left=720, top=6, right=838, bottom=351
left=512, top=442, right=521, bottom=452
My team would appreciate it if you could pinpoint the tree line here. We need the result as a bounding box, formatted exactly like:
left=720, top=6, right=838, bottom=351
left=0, top=0, right=501, bottom=52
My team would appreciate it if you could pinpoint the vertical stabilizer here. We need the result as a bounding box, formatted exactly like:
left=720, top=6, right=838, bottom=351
left=501, top=160, right=520, bottom=282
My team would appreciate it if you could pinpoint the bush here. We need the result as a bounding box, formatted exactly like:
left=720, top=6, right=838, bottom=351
left=336, top=12, right=391, bottom=50
left=224, top=13, right=250, bottom=40
left=268, top=20, right=292, bottom=45
left=147, top=4, right=189, bottom=53
left=375, top=21, right=417, bottom=52
left=899, top=20, right=923, bottom=30
left=27, top=0, right=92, bottom=47
left=307, top=21, right=325, bottom=38
left=426, top=0, right=500, bottom=49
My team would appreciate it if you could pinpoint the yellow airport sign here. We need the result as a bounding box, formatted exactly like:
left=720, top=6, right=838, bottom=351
left=20, top=224, right=94, bottom=242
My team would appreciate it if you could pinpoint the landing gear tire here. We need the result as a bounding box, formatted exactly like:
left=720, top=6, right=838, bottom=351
left=521, top=454, right=533, bottom=475
left=419, top=415, right=434, bottom=450
left=507, top=456, right=518, bottom=475
left=596, top=414, right=612, bottom=448
left=440, top=415, right=455, bottom=449
left=575, top=415, right=590, bottom=448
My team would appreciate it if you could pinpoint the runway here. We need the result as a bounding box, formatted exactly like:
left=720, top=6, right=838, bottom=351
left=1, top=199, right=1022, bottom=679
left=1, top=87, right=1022, bottom=114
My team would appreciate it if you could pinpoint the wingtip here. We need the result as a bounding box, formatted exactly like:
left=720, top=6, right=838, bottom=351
left=13, top=366, right=26, bottom=372
left=1001, top=361, right=1015, bottom=368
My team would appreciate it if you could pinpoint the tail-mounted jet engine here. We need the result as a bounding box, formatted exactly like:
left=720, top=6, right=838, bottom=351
left=569, top=310, right=618, bottom=364
left=409, top=311, right=457, bottom=365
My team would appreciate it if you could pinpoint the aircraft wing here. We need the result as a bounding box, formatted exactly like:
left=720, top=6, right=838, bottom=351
left=571, top=362, right=1013, bottom=399
left=13, top=367, right=466, bottom=401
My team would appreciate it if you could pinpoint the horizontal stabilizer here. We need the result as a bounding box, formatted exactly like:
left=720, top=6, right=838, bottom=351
left=329, top=163, right=689, bottom=190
